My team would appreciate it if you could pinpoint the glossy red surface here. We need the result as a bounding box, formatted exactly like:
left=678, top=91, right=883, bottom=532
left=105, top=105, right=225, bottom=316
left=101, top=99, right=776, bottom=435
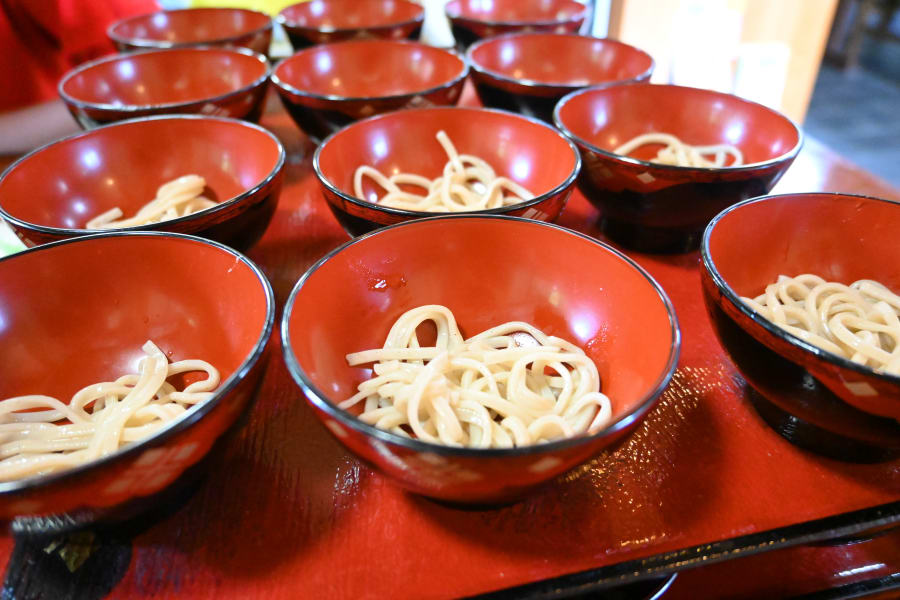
left=107, top=8, right=273, bottom=54
left=313, top=106, right=580, bottom=234
left=470, top=33, right=653, bottom=87
left=0, top=89, right=898, bottom=599
left=283, top=216, right=679, bottom=502
left=0, top=233, right=274, bottom=521
left=273, top=40, right=466, bottom=142
left=0, top=116, right=285, bottom=251
left=59, top=48, right=270, bottom=128
left=446, top=0, right=586, bottom=47
left=554, top=83, right=802, bottom=252
left=703, top=193, right=900, bottom=421
left=468, top=33, right=653, bottom=122
left=277, top=0, right=424, bottom=49
left=275, top=40, right=464, bottom=99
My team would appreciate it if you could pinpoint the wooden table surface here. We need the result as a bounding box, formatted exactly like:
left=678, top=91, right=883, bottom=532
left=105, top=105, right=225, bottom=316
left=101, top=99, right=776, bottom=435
left=1, top=88, right=899, bottom=600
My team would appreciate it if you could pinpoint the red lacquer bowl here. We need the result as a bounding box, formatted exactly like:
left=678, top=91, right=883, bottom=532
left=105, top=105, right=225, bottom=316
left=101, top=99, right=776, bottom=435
left=445, top=0, right=587, bottom=48
left=701, top=193, right=900, bottom=457
left=554, top=83, right=802, bottom=253
left=313, top=106, right=580, bottom=236
left=282, top=215, right=680, bottom=504
left=0, top=115, right=285, bottom=251
left=107, top=7, right=273, bottom=55
left=0, top=232, right=274, bottom=528
left=272, top=40, right=468, bottom=142
left=467, top=33, right=653, bottom=123
left=277, top=0, right=424, bottom=50
left=59, top=47, right=271, bottom=128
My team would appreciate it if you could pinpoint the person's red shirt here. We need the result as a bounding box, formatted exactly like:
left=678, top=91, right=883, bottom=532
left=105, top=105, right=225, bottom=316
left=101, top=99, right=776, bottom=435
left=0, top=0, right=159, bottom=112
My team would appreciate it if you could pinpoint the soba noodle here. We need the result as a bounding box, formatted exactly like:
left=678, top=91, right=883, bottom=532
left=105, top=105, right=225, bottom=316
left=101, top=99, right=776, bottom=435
left=86, top=175, right=216, bottom=229
left=0, top=341, right=220, bottom=481
left=613, top=133, right=744, bottom=168
left=340, top=305, right=612, bottom=448
left=352, top=131, right=534, bottom=212
left=742, top=275, right=900, bottom=375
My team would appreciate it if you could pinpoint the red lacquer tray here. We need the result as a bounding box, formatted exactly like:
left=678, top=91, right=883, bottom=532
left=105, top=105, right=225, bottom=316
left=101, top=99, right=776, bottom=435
left=1, top=88, right=899, bottom=598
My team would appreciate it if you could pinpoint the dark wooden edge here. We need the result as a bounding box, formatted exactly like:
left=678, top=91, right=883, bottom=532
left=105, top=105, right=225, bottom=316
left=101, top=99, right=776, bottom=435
left=469, top=500, right=900, bottom=599
left=788, top=573, right=900, bottom=599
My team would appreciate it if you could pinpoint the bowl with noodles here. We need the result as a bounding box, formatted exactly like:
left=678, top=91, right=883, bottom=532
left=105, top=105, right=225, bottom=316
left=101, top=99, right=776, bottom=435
left=58, top=47, right=271, bottom=129
left=107, top=7, right=273, bottom=55
left=467, top=33, right=653, bottom=123
left=272, top=39, right=468, bottom=143
left=554, top=83, right=802, bottom=254
left=0, top=231, right=274, bottom=529
left=0, top=115, right=285, bottom=251
left=445, top=0, right=587, bottom=49
left=701, top=193, right=900, bottom=459
left=313, top=106, right=581, bottom=236
left=277, top=0, right=424, bottom=50
left=282, top=215, right=680, bottom=504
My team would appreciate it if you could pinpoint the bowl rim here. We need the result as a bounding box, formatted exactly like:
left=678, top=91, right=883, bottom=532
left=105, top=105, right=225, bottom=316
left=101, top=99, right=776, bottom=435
left=281, top=213, right=681, bottom=457
left=444, top=0, right=588, bottom=27
left=275, top=0, right=425, bottom=32
left=58, top=46, right=271, bottom=113
left=271, top=39, right=468, bottom=104
left=466, top=32, right=655, bottom=90
left=107, top=7, right=274, bottom=50
left=553, top=82, right=805, bottom=173
left=311, top=105, right=582, bottom=219
left=700, top=191, right=900, bottom=386
left=0, top=114, right=286, bottom=237
left=0, top=230, right=275, bottom=496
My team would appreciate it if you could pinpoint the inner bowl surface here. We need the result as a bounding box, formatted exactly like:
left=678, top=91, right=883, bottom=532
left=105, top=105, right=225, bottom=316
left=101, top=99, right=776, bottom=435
left=554, top=83, right=801, bottom=252
left=274, top=39, right=465, bottom=99
left=0, top=232, right=274, bottom=520
left=278, top=0, right=424, bottom=48
left=107, top=7, right=273, bottom=52
left=0, top=115, right=284, bottom=250
left=469, top=33, right=653, bottom=87
left=702, top=193, right=900, bottom=424
left=283, top=215, right=679, bottom=502
left=314, top=107, right=580, bottom=234
left=445, top=0, right=587, bottom=48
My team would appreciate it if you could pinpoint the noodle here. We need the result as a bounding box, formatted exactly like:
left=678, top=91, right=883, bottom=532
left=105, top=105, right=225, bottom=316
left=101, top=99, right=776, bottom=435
left=613, top=133, right=744, bottom=168
left=741, top=275, right=900, bottom=375
left=86, top=175, right=217, bottom=229
left=0, top=341, right=220, bottom=481
left=352, top=131, right=534, bottom=212
left=340, top=305, right=612, bottom=448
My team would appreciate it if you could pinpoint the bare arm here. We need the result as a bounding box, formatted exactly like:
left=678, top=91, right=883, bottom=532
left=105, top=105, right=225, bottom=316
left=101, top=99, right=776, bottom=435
left=0, top=99, right=80, bottom=155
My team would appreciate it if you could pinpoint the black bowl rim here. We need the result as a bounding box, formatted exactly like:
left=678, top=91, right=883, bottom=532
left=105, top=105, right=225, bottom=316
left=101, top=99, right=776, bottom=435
left=58, top=46, right=271, bottom=113
left=107, top=7, right=274, bottom=50
left=281, top=213, right=681, bottom=458
left=0, top=114, right=286, bottom=238
left=701, top=191, right=900, bottom=386
left=444, top=0, right=587, bottom=27
left=553, top=82, right=804, bottom=173
left=466, top=32, right=654, bottom=91
left=275, top=0, right=425, bottom=32
left=271, top=39, right=467, bottom=104
left=0, top=230, right=275, bottom=496
left=311, top=105, right=582, bottom=219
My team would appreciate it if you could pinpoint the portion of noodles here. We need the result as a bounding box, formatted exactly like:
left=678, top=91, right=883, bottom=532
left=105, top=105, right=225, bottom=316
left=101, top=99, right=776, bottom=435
left=0, top=341, right=220, bottom=481
left=742, top=274, right=900, bottom=375
left=613, top=133, right=744, bottom=168
left=86, top=175, right=217, bottom=229
left=341, top=305, right=612, bottom=448
left=353, top=131, right=534, bottom=212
